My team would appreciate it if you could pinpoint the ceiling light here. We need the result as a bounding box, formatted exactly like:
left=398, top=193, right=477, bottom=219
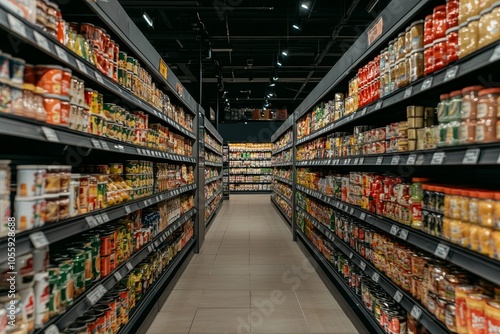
left=273, top=73, right=279, bottom=81
left=269, top=82, right=276, bottom=87
left=277, top=60, right=282, bottom=66
left=301, top=3, right=309, bottom=9
left=143, top=12, right=154, bottom=27
left=292, top=23, right=301, bottom=30
left=281, top=50, right=288, bottom=57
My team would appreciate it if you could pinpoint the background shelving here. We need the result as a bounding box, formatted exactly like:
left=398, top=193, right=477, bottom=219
left=228, top=143, right=272, bottom=193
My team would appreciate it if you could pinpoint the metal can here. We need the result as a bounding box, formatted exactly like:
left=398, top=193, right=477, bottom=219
left=100, top=255, right=111, bottom=277
left=77, top=314, right=96, bottom=334
left=47, top=266, right=60, bottom=317
left=99, top=297, right=118, bottom=334
left=94, top=304, right=112, bottom=334
left=69, top=249, right=85, bottom=297
left=58, top=262, right=75, bottom=310
left=118, top=51, right=127, bottom=68
left=117, top=287, right=129, bottom=325
left=446, top=303, right=457, bottom=333
left=67, top=321, right=89, bottom=334
left=389, top=314, right=407, bottom=334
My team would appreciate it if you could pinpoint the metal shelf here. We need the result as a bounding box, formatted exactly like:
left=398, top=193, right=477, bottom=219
left=205, top=175, right=223, bottom=185
left=205, top=161, right=223, bottom=167
left=296, top=184, right=500, bottom=287
left=230, top=190, right=272, bottom=194
left=229, top=166, right=272, bottom=169
left=296, top=143, right=500, bottom=167
left=1, top=184, right=197, bottom=258
left=271, top=196, right=292, bottom=227
left=230, top=173, right=273, bottom=176
left=205, top=143, right=223, bottom=156
left=230, top=181, right=272, bottom=184
left=296, top=41, right=500, bottom=146
left=205, top=188, right=223, bottom=207
left=116, top=239, right=195, bottom=334
left=272, top=190, right=292, bottom=207
left=272, top=162, right=293, bottom=167
left=229, top=158, right=272, bottom=161
left=296, top=230, right=385, bottom=334
left=204, top=117, right=224, bottom=144
left=271, top=115, right=294, bottom=143
left=296, top=206, right=451, bottom=334
left=272, top=142, right=293, bottom=155
left=205, top=200, right=223, bottom=228
left=273, top=176, right=293, bottom=186
left=0, top=5, right=196, bottom=140
left=47, top=209, right=196, bottom=332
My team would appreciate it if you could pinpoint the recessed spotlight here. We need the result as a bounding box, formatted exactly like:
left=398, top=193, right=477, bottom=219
left=269, top=82, right=276, bottom=87
left=292, top=23, right=301, bottom=30
left=301, top=4, right=309, bottom=9
left=282, top=50, right=288, bottom=57
left=277, top=60, right=282, bottom=66
left=143, top=12, right=154, bottom=27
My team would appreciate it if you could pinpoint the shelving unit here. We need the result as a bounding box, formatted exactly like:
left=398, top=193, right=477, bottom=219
left=222, top=144, right=230, bottom=200
left=228, top=143, right=272, bottom=193
left=269, top=0, right=500, bottom=333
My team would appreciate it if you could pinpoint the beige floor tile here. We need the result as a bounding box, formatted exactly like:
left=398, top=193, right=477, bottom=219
left=189, top=308, right=251, bottom=333
left=250, top=274, right=296, bottom=290
left=210, top=265, right=250, bottom=275
left=295, top=290, right=341, bottom=309
left=302, top=308, right=359, bottom=333
left=189, top=254, right=216, bottom=265
left=214, top=254, right=250, bottom=265
left=250, top=289, right=300, bottom=309
left=205, top=274, right=250, bottom=289
left=181, top=264, right=213, bottom=276
left=249, top=264, right=288, bottom=275
left=217, top=246, right=250, bottom=255
left=173, top=275, right=209, bottom=290
left=250, top=254, right=290, bottom=265
left=161, top=289, right=203, bottom=310
left=149, top=307, right=197, bottom=332
left=199, top=289, right=250, bottom=308
left=249, top=307, right=309, bottom=333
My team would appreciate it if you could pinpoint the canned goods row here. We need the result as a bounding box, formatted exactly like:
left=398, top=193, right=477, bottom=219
left=296, top=97, right=346, bottom=140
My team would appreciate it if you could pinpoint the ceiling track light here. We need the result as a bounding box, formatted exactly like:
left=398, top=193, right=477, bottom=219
left=301, top=3, right=309, bottom=9
left=281, top=50, right=288, bottom=57
left=143, top=12, right=154, bottom=27
left=269, top=82, right=276, bottom=87
left=292, top=23, right=301, bottom=30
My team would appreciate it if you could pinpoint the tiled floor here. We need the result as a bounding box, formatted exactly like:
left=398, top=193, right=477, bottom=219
left=146, top=195, right=359, bottom=334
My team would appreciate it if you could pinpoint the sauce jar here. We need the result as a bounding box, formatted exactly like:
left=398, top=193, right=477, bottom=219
left=396, top=32, right=405, bottom=61
left=460, top=16, right=481, bottom=59
left=437, top=94, right=451, bottom=123
left=466, top=294, right=491, bottom=334
left=433, top=38, right=448, bottom=71
left=478, top=191, right=494, bottom=228
left=424, top=15, right=434, bottom=45
left=448, top=90, right=463, bottom=122
left=470, top=191, right=480, bottom=225
left=409, top=48, right=424, bottom=83
left=434, top=5, right=449, bottom=40
left=479, top=4, right=500, bottom=49
left=460, top=0, right=480, bottom=24
left=485, top=300, right=500, bottom=333
left=476, top=88, right=500, bottom=143
left=424, top=44, right=435, bottom=75
left=462, top=85, right=484, bottom=119
left=478, top=226, right=493, bottom=255
left=411, top=20, right=424, bottom=50
left=446, top=27, right=460, bottom=63
left=447, top=0, right=460, bottom=28
left=405, top=27, right=412, bottom=55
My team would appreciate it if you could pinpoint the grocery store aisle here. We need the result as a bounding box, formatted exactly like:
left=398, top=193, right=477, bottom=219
left=146, top=195, right=359, bottom=334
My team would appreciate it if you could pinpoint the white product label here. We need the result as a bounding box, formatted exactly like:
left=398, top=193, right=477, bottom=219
left=85, top=216, right=98, bottom=228
left=444, top=65, right=459, bottom=82
left=421, top=77, right=433, bottom=90
left=7, top=14, right=27, bottom=38
left=490, top=44, right=500, bottom=62
left=431, top=152, right=445, bottom=165
left=86, top=284, right=107, bottom=305
left=372, top=273, right=380, bottom=283
left=41, top=127, right=59, bottom=142
left=100, top=141, right=110, bottom=150
left=406, top=154, right=416, bottom=165
left=101, top=213, right=110, bottom=223
left=391, top=156, right=400, bottom=165
left=95, top=72, right=104, bottom=84
left=126, top=262, right=134, bottom=271
left=435, top=243, right=450, bottom=259
left=124, top=206, right=131, bottom=214
left=394, top=290, right=403, bottom=303
left=114, top=271, right=122, bottom=282
left=411, top=305, right=423, bottom=320
left=360, top=262, right=366, bottom=271
left=477, top=103, right=488, bottom=119
left=461, top=101, right=471, bottom=118
left=76, top=60, right=88, bottom=75
left=399, top=229, right=409, bottom=240
left=390, top=225, right=399, bottom=235
left=91, top=139, right=101, bottom=149
left=44, top=325, right=60, bottom=334
left=376, top=156, right=383, bottom=165
left=475, top=125, right=486, bottom=142
left=404, top=87, right=412, bottom=99
left=34, top=31, right=50, bottom=51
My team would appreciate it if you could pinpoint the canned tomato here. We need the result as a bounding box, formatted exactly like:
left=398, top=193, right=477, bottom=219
left=58, top=262, right=74, bottom=312
left=456, top=285, right=481, bottom=333
left=77, top=314, right=96, bottom=334
left=90, top=309, right=105, bottom=334
left=99, top=297, right=118, bottom=333
left=466, top=294, right=491, bottom=334
left=100, top=255, right=111, bottom=277
left=94, top=304, right=112, bottom=334
left=79, top=175, right=89, bottom=214
left=117, top=287, right=129, bottom=325
left=35, top=65, right=63, bottom=94
left=390, top=314, right=407, bottom=334
left=67, top=321, right=88, bottom=334
left=69, top=249, right=85, bottom=297
left=485, top=300, right=500, bottom=334
left=100, top=231, right=113, bottom=256
left=446, top=303, right=457, bottom=333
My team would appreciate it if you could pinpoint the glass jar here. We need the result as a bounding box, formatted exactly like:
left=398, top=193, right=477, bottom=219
left=478, top=226, right=493, bottom=255
left=450, top=189, right=462, bottom=219
left=425, top=15, right=434, bottom=46
left=424, top=44, right=435, bottom=75
left=447, top=0, right=460, bottom=27
left=437, top=94, right=451, bottom=123
left=446, top=27, right=459, bottom=63
left=460, top=0, right=480, bottom=24
left=409, top=48, right=424, bottom=82
left=459, top=118, right=477, bottom=144
left=434, top=5, right=448, bottom=39
left=380, top=47, right=389, bottom=72
left=479, top=4, right=500, bottom=49
left=448, top=90, right=463, bottom=122
left=480, top=0, right=498, bottom=11
left=405, top=26, right=412, bottom=55
left=389, top=64, right=397, bottom=94
left=445, top=121, right=461, bottom=146
left=470, top=191, right=480, bottom=225
left=434, top=37, right=448, bottom=71
left=461, top=190, right=471, bottom=223
left=411, top=20, right=425, bottom=51
left=436, top=186, right=445, bottom=213
left=478, top=191, right=495, bottom=228
left=494, top=192, right=500, bottom=230
left=388, top=39, right=397, bottom=66
left=395, top=59, right=404, bottom=89
left=462, top=85, right=484, bottom=119
left=476, top=88, right=500, bottom=143
left=462, top=16, right=481, bottom=59
left=396, top=32, right=406, bottom=61
left=444, top=187, right=452, bottom=218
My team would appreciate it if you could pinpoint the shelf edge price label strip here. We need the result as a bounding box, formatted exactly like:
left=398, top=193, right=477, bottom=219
left=33, top=31, right=50, bottom=52
left=490, top=44, right=500, bottom=62
left=376, top=156, right=383, bottom=165
left=444, top=65, right=459, bottom=82
left=126, top=262, right=134, bottom=271
left=29, top=232, right=49, bottom=249
left=360, top=262, right=367, bottom=271
left=431, top=152, right=446, bottom=165
left=7, top=14, right=27, bottom=38
left=86, top=284, right=107, bottom=306
left=44, top=324, right=60, bottom=334
left=76, top=60, right=89, bottom=76
left=406, top=154, right=417, bottom=165
left=41, top=126, right=59, bottom=142
left=404, top=87, right=412, bottom=99
left=372, top=272, right=380, bottom=283
left=91, top=138, right=101, bottom=149
left=114, top=271, right=122, bottom=282
left=410, top=305, right=423, bottom=320
left=391, top=156, right=400, bottom=165
left=435, top=243, right=450, bottom=259
left=86, top=216, right=98, bottom=228
left=463, top=148, right=481, bottom=165
left=55, top=46, right=69, bottom=63
left=421, top=77, right=433, bottom=91
left=394, top=290, right=404, bottom=303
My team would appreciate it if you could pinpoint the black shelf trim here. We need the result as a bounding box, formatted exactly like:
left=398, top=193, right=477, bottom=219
left=271, top=197, right=292, bottom=227
left=272, top=190, right=292, bottom=207
left=205, top=161, right=223, bottom=167
left=272, top=162, right=293, bottom=167
left=273, top=176, right=293, bottom=186
left=205, top=175, right=223, bottom=185
left=230, top=181, right=272, bottom=184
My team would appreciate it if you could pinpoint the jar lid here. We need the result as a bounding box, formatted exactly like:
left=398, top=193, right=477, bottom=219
left=458, top=22, right=468, bottom=29
left=460, top=189, right=470, bottom=196
left=480, top=6, right=494, bottom=16
left=440, top=94, right=450, bottom=100
left=450, top=188, right=462, bottom=196
left=450, top=90, right=462, bottom=97
left=467, top=15, right=481, bottom=21
left=411, top=19, right=424, bottom=26
left=490, top=2, right=500, bottom=11
left=44, top=194, right=60, bottom=199
left=477, top=191, right=494, bottom=199
left=412, top=177, right=429, bottom=183
left=462, top=85, right=485, bottom=93
left=398, top=32, right=405, bottom=37
left=433, top=37, right=447, bottom=44
left=425, top=14, right=433, bottom=20
left=494, top=192, right=500, bottom=200
left=424, top=43, right=433, bottom=49
left=434, top=5, right=446, bottom=11
left=35, top=64, right=63, bottom=70
left=410, top=48, right=424, bottom=54
left=446, top=26, right=459, bottom=34
left=479, top=88, right=500, bottom=96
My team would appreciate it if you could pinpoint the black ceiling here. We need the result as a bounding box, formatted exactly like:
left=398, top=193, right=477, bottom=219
left=117, top=0, right=391, bottom=114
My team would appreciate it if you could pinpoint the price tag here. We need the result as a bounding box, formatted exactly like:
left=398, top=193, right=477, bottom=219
left=76, top=60, right=88, bottom=75
left=434, top=243, right=450, bottom=259
left=416, top=154, right=426, bottom=165
left=86, top=216, right=98, bottom=228
left=361, top=108, right=367, bottom=116
left=349, top=252, right=353, bottom=259
left=399, top=229, right=409, bottom=241
left=33, top=31, right=50, bottom=51
left=55, top=46, right=69, bottom=63
left=376, top=156, right=383, bottom=165
left=372, top=272, right=380, bottom=283
left=126, top=262, right=134, bottom=271
left=375, top=100, right=383, bottom=110
left=406, top=154, right=417, bottom=165
left=391, top=156, right=400, bottom=165
left=421, top=77, right=433, bottom=91
left=394, top=290, right=403, bottom=303
left=490, top=44, right=500, bottom=62
left=95, top=215, right=104, bottom=225
left=404, top=87, right=413, bottom=99
left=144, top=200, right=149, bottom=207
left=29, top=232, right=49, bottom=249
left=116, top=145, right=125, bottom=153
left=95, top=72, right=104, bottom=84
left=114, top=271, right=123, bottom=282
left=44, top=324, right=60, bottom=334
left=431, top=152, right=446, bottom=165
left=349, top=208, right=355, bottom=215
left=124, top=206, right=131, bottom=214
left=7, top=14, right=27, bottom=38
left=343, top=159, right=348, bottom=165
left=354, top=158, right=359, bottom=165
left=463, top=148, right=481, bottom=165
left=444, top=65, right=459, bottom=82
left=100, top=141, right=110, bottom=150
left=86, top=284, right=107, bottom=305
left=390, top=225, right=399, bottom=236
left=360, top=262, right=366, bottom=271
left=41, top=127, right=59, bottom=142
left=411, top=305, right=423, bottom=320
left=360, top=213, right=367, bottom=220
left=101, top=213, right=110, bottom=223
left=91, top=139, right=102, bottom=149
left=359, top=157, right=364, bottom=164
left=148, top=245, right=154, bottom=252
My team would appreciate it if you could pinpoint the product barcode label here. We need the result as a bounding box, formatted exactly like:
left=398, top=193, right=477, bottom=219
left=86, top=284, right=107, bottom=305
left=434, top=243, right=450, bottom=259
left=7, top=14, right=27, bottom=38
left=144, top=200, right=149, bottom=207
left=406, top=154, right=417, bottom=165
left=463, top=148, right=481, bottom=165
left=375, top=100, right=383, bottom=110
left=114, top=271, right=122, bottom=282
left=490, top=44, right=500, bottom=62
left=390, top=225, right=399, bottom=236
left=444, top=65, right=459, bottom=82
left=394, top=290, right=403, bottom=303
left=116, top=145, right=124, bottom=152
left=372, top=273, right=380, bottom=283
left=376, top=156, right=383, bottom=165
left=41, top=127, right=59, bottom=142
left=431, top=152, right=445, bottom=165
left=391, top=156, right=400, bottom=165
left=55, top=46, right=69, bottom=63
left=94, top=215, right=104, bottom=225
left=126, top=262, right=134, bottom=271
left=95, top=72, right=104, bottom=84
left=360, top=262, right=366, bottom=271
left=148, top=245, right=154, bottom=252
left=76, top=60, right=88, bottom=75
left=100, top=141, right=110, bottom=150
left=29, top=232, right=49, bottom=249
left=349, top=208, right=355, bottom=215
left=354, top=158, right=359, bottom=165
left=411, top=305, right=423, bottom=320
left=101, top=213, right=110, bottom=223
left=404, top=87, right=412, bottom=99
left=421, top=77, right=433, bottom=91
left=34, top=31, right=50, bottom=51
left=44, top=324, right=60, bottom=334
left=399, top=229, right=409, bottom=241
left=91, top=139, right=101, bottom=149
left=416, top=154, right=426, bottom=165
